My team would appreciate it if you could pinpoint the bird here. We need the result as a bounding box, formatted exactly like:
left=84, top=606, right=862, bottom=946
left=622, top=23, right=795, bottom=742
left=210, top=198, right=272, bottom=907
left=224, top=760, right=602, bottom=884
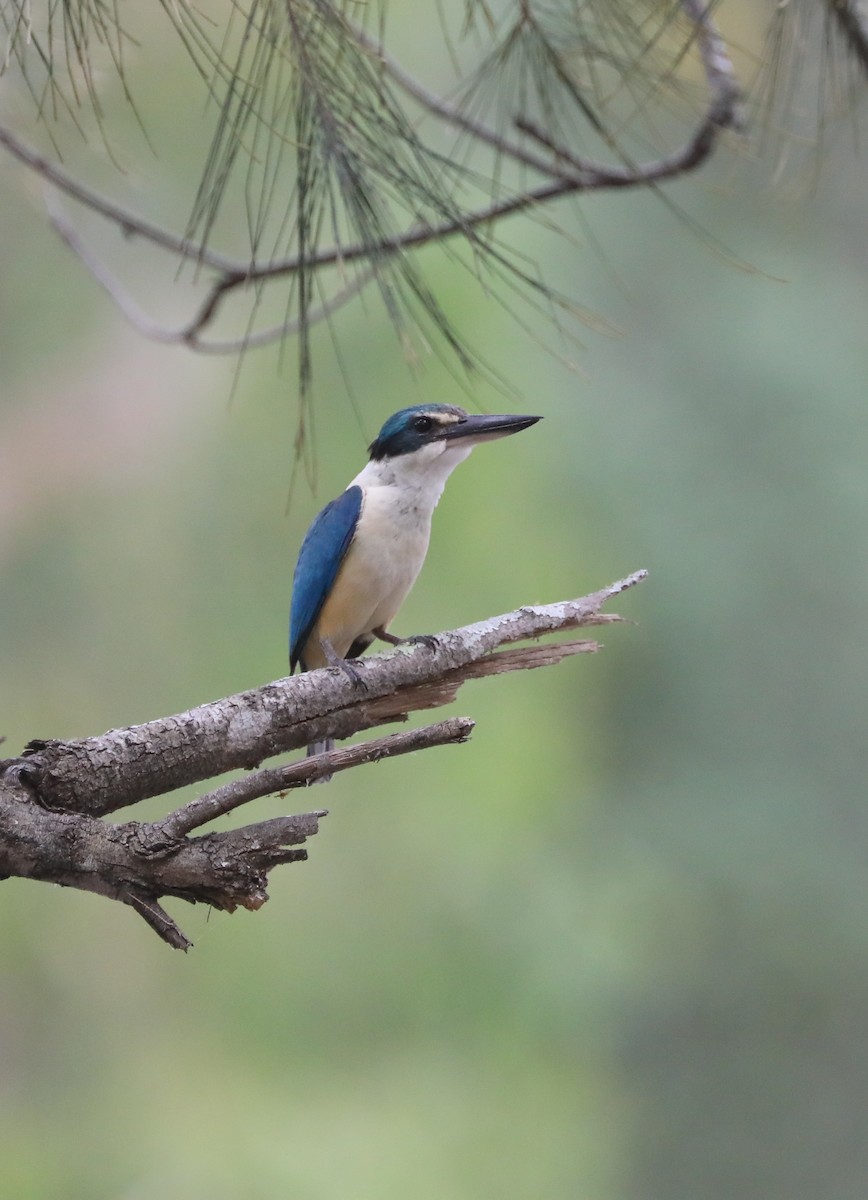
left=289, top=403, right=541, bottom=773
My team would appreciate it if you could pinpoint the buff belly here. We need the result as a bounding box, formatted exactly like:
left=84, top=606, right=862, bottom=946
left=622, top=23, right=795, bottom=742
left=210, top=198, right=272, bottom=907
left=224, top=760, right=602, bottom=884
left=301, top=487, right=431, bottom=669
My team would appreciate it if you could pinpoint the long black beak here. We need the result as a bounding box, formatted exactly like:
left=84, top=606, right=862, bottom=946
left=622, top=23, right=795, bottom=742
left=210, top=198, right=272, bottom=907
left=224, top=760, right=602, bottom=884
left=439, top=412, right=542, bottom=444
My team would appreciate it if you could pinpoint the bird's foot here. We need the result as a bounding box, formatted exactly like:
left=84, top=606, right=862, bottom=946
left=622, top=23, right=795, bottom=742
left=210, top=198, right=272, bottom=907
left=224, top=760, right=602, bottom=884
left=406, top=634, right=439, bottom=652
left=340, top=659, right=368, bottom=690
left=373, top=626, right=438, bottom=653
left=322, top=637, right=368, bottom=691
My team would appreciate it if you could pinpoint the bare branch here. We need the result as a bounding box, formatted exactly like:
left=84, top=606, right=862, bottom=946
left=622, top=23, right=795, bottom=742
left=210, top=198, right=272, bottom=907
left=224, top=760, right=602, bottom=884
left=46, top=193, right=377, bottom=352
left=150, top=717, right=475, bottom=843
left=0, top=122, right=236, bottom=272
left=0, top=782, right=324, bottom=950
left=16, top=571, right=647, bottom=817
left=0, top=573, right=646, bottom=948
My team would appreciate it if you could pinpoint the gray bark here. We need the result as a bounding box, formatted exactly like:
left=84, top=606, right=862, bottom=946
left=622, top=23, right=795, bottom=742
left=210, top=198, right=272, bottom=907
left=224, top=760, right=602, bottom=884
left=0, top=571, right=646, bottom=949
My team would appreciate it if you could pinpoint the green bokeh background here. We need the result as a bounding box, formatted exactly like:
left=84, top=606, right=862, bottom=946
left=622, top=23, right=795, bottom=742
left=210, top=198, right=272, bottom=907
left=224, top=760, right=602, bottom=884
left=2, top=6, right=868, bottom=1198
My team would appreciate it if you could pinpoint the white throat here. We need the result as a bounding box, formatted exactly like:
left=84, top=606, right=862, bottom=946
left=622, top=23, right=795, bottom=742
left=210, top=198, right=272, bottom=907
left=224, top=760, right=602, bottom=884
left=351, top=441, right=475, bottom=513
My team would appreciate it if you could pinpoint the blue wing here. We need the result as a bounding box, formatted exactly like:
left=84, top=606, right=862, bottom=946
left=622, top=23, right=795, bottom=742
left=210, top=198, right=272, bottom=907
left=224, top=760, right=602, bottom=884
left=290, top=485, right=363, bottom=671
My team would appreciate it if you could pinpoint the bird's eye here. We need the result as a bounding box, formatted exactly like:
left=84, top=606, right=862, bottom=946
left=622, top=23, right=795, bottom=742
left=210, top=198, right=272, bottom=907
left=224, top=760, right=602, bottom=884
left=413, top=416, right=433, bottom=433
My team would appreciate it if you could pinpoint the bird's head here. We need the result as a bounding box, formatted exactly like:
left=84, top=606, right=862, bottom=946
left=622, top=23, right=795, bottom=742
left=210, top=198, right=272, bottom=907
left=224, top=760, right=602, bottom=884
left=368, top=404, right=541, bottom=465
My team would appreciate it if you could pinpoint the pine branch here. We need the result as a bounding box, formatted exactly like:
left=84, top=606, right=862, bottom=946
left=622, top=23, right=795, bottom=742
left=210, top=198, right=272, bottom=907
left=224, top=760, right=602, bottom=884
left=0, top=1, right=742, bottom=361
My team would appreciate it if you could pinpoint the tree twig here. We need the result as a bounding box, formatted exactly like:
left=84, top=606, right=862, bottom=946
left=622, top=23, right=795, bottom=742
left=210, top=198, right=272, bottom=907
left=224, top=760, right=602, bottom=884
left=148, top=717, right=475, bottom=845
left=0, top=122, right=236, bottom=272
left=44, top=192, right=378, bottom=352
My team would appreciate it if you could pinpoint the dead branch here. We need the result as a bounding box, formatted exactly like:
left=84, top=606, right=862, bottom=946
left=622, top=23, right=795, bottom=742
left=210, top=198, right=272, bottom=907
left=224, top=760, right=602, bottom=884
left=0, top=571, right=646, bottom=949
left=145, top=717, right=476, bottom=845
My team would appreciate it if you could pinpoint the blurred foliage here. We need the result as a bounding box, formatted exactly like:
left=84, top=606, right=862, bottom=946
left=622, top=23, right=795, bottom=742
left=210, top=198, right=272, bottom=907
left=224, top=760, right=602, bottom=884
left=3, top=3, right=868, bottom=1200
left=0, top=0, right=838, bottom=412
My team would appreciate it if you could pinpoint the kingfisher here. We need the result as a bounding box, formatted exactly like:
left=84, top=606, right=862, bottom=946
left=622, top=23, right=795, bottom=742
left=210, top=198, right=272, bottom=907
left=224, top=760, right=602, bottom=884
left=289, top=403, right=541, bottom=764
